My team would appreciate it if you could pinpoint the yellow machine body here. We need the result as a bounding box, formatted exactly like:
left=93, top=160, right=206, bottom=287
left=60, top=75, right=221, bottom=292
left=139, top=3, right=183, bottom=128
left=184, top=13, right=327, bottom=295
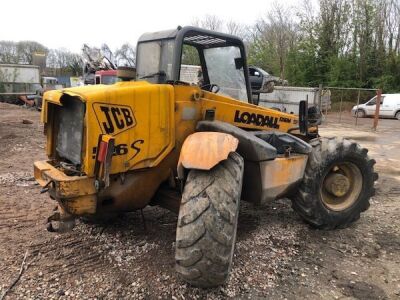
left=34, top=81, right=306, bottom=217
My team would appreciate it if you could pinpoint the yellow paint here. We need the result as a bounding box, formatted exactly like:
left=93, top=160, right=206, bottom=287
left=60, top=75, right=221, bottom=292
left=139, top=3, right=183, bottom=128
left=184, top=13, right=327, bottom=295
left=34, top=161, right=96, bottom=198
left=201, top=91, right=298, bottom=132
left=36, top=81, right=303, bottom=216
left=61, top=195, right=97, bottom=215
left=34, top=161, right=97, bottom=215
left=42, top=83, right=299, bottom=177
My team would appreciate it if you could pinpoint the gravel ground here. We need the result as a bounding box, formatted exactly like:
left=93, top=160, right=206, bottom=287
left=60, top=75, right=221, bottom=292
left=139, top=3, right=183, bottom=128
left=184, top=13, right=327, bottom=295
left=0, top=103, right=399, bottom=299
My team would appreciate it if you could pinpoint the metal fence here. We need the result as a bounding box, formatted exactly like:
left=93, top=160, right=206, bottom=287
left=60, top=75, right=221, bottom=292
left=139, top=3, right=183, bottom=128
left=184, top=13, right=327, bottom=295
left=256, top=85, right=384, bottom=130
left=257, top=85, right=331, bottom=115
left=322, top=87, right=381, bottom=130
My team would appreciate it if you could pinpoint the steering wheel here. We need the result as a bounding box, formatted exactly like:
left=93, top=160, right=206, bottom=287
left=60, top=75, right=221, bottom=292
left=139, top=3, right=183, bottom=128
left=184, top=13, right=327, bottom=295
left=201, top=83, right=220, bottom=94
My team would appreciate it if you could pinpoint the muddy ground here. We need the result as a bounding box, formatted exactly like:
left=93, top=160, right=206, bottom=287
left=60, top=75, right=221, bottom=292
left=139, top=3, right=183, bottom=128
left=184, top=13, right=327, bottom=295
left=0, top=102, right=399, bottom=299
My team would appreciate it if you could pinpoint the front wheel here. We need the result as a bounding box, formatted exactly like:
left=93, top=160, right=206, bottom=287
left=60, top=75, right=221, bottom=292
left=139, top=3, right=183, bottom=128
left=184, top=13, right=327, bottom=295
left=356, top=109, right=366, bottom=118
left=175, top=152, right=244, bottom=288
left=291, top=137, right=378, bottom=229
left=395, top=111, right=400, bottom=120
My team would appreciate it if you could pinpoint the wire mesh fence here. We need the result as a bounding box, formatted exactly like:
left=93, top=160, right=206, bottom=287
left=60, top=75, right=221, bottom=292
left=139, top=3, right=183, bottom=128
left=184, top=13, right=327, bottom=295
left=257, top=85, right=329, bottom=115
left=256, top=85, right=383, bottom=130
left=322, top=87, right=380, bottom=129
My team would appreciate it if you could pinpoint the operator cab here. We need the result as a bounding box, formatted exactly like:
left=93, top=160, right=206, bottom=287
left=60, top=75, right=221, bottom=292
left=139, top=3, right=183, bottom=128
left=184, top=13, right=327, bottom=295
left=136, top=26, right=252, bottom=103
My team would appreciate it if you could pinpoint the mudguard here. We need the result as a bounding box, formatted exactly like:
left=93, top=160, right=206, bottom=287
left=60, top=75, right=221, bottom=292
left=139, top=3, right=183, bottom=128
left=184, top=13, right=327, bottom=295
left=196, top=121, right=277, bottom=161
left=177, top=132, right=238, bottom=179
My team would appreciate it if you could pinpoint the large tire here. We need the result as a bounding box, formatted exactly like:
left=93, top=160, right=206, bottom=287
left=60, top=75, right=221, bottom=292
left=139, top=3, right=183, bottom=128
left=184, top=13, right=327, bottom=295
left=291, top=137, right=378, bottom=230
left=175, top=152, right=244, bottom=288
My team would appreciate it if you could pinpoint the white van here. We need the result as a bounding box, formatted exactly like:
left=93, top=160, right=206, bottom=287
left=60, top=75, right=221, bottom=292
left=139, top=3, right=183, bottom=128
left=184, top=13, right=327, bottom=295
left=352, top=94, right=400, bottom=119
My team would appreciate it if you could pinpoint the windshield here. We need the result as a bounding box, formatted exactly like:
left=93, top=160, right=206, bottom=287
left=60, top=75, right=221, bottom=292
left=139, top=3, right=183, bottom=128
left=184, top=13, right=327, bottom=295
left=204, top=46, right=247, bottom=101
left=102, top=75, right=117, bottom=85
left=136, top=40, right=174, bottom=83
left=366, top=96, right=383, bottom=105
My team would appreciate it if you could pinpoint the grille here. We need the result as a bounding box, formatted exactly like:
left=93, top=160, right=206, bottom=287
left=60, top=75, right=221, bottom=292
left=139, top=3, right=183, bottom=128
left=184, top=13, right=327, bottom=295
left=56, top=98, right=85, bottom=165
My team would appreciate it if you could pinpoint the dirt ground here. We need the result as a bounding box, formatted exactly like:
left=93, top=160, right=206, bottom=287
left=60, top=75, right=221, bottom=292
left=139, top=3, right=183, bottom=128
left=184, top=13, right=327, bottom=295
left=0, top=103, right=399, bottom=299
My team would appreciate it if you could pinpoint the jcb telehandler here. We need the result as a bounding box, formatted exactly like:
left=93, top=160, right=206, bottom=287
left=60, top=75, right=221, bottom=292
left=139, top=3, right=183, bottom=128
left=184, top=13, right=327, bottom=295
left=34, top=26, right=377, bottom=287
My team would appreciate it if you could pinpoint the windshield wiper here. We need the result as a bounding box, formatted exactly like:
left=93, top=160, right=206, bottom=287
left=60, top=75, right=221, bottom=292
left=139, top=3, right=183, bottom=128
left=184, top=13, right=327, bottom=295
left=139, top=71, right=166, bottom=79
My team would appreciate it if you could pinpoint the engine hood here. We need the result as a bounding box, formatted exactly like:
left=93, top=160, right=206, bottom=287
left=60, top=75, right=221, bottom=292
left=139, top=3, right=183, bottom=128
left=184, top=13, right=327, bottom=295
left=41, top=79, right=175, bottom=176
left=41, top=81, right=153, bottom=123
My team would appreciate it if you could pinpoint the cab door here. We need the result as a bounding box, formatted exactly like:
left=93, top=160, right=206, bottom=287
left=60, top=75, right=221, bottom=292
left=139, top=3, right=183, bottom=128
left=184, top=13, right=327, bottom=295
left=365, top=96, right=384, bottom=116
left=364, top=97, right=377, bottom=116
left=249, top=67, right=263, bottom=90
left=379, top=96, right=393, bottom=116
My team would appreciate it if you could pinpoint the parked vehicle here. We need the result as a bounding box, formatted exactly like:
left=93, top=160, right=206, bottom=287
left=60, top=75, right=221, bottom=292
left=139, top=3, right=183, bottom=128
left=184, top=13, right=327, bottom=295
left=95, top=70, right=118, bottom=85
left=0, top=64, right=41, bottom=104
left=249, top=66, right=287, bottom=93
left=31, top=77, right=65, bottom=111
left=35, top=26, right=377, bottom=288
left=258, top=86, right=331, bottom=115
left=82, top=44, right=116, bottom=85
left=352, top=94, right=400, bottom=119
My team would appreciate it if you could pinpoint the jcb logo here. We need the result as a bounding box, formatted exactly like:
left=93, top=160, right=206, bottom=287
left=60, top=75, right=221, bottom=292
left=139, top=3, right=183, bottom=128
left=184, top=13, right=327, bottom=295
left=93, top=103, right=136, bottom=135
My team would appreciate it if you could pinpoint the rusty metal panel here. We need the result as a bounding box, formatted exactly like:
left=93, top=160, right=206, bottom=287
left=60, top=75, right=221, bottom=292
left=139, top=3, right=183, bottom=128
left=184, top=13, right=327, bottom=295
left=177, top=132, right=238, bottom=178
left=259, top=154, right=308, bottom=202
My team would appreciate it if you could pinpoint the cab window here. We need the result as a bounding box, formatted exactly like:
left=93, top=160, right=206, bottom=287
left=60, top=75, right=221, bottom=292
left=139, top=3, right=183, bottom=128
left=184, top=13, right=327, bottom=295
left=180, top=45, right=202, bottom=85
left=366, top=96, right=383, bottom=105
left=203, top=46, right=247, bottom=102
left=136, top=39, right=174, bottom=83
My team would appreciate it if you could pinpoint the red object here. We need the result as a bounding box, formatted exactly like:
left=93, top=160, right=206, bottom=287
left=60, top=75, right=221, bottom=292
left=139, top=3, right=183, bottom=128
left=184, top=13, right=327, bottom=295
left=97, top=141, right=108, bottom=162
left=95, top=70, right=117, bottom=76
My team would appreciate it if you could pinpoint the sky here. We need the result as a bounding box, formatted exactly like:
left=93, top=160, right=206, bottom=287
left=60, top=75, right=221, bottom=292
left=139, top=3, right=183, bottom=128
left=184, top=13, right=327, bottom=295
left=1, top=0, right=299, bottom=53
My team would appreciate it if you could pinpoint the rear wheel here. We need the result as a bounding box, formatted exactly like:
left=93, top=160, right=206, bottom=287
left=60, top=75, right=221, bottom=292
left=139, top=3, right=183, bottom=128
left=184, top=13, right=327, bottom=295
left=395, top=111, right=400, bottom=120
left=175, top=152, right=244, bottom=288
left=291, top=137, right=378, bottom=229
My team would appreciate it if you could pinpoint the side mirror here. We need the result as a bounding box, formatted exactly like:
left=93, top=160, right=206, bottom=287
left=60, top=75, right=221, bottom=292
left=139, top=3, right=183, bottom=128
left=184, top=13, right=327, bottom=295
left=234, top=57, right=243, bottom=70
left=299, top=100, right=308, bottom=135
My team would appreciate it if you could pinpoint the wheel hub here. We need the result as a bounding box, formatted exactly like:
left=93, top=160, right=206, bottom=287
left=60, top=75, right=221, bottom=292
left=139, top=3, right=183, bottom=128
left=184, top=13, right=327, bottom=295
left=324, top=173, right=350, bottom=197
left=320, top=162, right=363, bottom=211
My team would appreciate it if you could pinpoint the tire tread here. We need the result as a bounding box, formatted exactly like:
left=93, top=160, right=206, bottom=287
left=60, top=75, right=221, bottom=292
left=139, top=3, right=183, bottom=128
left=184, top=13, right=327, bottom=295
left=175, top=152, right=244, bottom=287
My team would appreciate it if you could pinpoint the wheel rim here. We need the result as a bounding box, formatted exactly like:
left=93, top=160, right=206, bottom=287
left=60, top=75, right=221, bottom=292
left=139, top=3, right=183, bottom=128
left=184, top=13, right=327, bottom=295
left=357, top=110, right=364, bottom=118
left=320, top=162, right=363, bottom=211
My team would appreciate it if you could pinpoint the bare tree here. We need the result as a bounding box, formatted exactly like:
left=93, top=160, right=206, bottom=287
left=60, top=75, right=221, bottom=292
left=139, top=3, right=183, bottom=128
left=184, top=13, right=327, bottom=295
left=68, top=53, right=84, bottom=76
left=253, top=4, right=298, bottom=78
left=16, top=41, right=48, bottom=64
left=47, top=49, right=83, bottom=76
left=226, top=20, right=250, bottom=41
left=192, top=15, right=223, bottom=31
left=115, top=43, right=136, bottom=67
left=0, top=41, right=19, bottom=63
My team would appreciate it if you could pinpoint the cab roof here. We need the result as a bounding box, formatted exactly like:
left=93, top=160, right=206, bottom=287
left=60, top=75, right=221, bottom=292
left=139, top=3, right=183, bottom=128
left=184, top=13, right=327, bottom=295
left=137, top=26, right=245, bottom=49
